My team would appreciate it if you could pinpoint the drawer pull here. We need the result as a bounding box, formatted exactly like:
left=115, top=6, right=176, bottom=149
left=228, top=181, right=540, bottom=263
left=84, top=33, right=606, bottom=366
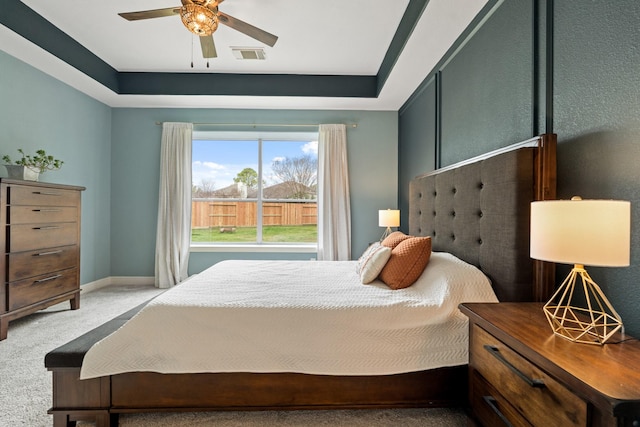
left=35, top=274, right=62, bottom=283
left=35, top=250, right=63, bottom=256
left=483, top=396, right=515, bottom=427
left=33, top=226, right=61, bottom=230
left=484, top=344, right=546, bottom=388
left=33, top=191, right=62, bottom=196
left=32, top=208, right=62, bottom=212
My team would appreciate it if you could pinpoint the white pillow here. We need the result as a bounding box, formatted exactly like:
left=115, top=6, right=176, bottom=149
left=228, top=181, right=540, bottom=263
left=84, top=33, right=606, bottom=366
left=355, top=242, right=392, bottom=284
left=355, top=243, right=382, bottom=273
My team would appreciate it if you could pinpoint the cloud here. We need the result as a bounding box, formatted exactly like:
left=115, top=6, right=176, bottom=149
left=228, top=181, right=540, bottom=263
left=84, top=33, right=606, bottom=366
left=302, top=141, right=318, bottom=155
left=192, top=161, right=228, bottom=187
left=272, top=156, right=286, bottom=162
left=202, top=161, right=225, bottom=170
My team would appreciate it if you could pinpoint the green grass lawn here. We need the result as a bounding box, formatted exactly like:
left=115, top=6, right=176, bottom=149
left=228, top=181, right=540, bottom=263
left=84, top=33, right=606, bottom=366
left=192, top=225, right=317, bottom=243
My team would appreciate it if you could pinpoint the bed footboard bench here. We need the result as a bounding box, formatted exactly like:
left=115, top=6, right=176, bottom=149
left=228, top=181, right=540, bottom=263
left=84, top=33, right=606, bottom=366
left=45, top=302, right=146, bottom=427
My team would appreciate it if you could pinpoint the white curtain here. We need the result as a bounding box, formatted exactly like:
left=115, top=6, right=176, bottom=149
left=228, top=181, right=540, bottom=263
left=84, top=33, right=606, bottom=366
left=155, top=122, right=193, bottom=288
left=317, top=124, right=351, bottom=260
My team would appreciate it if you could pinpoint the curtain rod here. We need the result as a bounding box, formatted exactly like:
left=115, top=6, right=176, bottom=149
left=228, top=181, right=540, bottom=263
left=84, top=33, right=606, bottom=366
left=155, top=122, right=357, bottom=128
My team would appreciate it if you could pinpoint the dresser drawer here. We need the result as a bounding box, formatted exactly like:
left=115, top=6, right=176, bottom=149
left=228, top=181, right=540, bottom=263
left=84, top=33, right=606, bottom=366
left=7, top=185, right=80, bottom=207
left=8, top=267, right=78, bottom=311
left=471, top=325, right=587, bottom=427
left=8, top=223, right=78, bottom=252
left=8, top=205, right=78, bottom=225
left=7, top=246, right=78, bottom=282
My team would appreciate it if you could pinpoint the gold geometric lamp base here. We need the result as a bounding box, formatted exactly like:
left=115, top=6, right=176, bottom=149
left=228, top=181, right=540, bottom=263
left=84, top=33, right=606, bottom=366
left=543, top=264, right=623, bottom=345
left=379, top=227, right=393, bottom=242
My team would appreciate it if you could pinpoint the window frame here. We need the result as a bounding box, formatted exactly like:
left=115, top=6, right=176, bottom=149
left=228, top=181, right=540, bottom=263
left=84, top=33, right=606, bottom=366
left=191, top=130, right=319, bottom=252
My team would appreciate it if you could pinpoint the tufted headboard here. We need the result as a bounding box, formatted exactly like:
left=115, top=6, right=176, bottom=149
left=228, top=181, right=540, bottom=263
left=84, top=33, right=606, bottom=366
left=408, top=134, right=557, bottom=302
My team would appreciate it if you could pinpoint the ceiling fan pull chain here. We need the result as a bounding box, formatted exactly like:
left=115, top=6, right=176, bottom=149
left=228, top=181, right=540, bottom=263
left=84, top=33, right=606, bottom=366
left=191, top=35, right=194, bottom=68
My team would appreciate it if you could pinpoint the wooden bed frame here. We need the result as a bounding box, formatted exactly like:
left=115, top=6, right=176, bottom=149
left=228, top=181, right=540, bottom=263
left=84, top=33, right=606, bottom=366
left=46, top=134, right=557, bottom=427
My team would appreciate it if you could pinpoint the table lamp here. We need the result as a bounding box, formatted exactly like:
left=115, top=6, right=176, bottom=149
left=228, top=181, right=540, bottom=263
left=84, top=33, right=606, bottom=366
left=379, top=209, right=400, bottom=241
left=530, top=197, right=630, bottom=344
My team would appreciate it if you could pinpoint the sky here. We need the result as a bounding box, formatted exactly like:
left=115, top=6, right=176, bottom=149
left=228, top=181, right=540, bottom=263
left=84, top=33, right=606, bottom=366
left=192, top=139, right=318, bottom=190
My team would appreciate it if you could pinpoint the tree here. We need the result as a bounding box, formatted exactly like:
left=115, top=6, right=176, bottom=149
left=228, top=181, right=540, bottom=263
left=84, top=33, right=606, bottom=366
left=233, top=168, right=258, bottom=189
left=271, top=155, right=317, bottom=199
left=192, top=179, right=216, bottom=198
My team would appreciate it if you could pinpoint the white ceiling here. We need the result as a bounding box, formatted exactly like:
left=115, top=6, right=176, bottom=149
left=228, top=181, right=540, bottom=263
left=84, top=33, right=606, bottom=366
left=1, top=0, right=488, bottom=110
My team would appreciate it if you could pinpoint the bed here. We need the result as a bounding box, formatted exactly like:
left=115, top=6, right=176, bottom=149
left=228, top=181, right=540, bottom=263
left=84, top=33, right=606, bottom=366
left=46, top=134, right=557, bottom=427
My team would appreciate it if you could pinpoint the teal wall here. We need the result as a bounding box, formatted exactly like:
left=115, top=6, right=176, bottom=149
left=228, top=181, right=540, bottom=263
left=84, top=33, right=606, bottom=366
left=398, top=0, right=640, bottom=336
left=553, top=0, right=640, bottom=337
left=111, top=109, right=398, bottom=276
left=398, top=75, right=437, bottom=230
left=398, top=0, right=537, bottom=219
left=0, top=50, right=112, bottom=286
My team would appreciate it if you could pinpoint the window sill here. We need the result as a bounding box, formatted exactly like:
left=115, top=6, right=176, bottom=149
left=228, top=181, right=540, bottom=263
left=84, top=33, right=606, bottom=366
left=190, top=243, right=318, bottom=253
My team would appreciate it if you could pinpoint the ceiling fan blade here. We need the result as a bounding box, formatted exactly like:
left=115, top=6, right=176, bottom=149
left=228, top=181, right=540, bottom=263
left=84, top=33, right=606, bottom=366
left=217, top=12, right=278, bottom=47
left=200, top=36, right=217, bottom=58
left=118, top=8, right=181, bottom=21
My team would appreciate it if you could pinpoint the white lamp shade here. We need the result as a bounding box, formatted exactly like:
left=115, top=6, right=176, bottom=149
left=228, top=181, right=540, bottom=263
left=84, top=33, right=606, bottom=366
left=530, top=199, right=630, bottom=267
left=379, top=209, right=400, bottom=228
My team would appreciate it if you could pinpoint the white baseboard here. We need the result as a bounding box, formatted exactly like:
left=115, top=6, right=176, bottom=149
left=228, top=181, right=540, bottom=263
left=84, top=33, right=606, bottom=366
left=81, top=276, right=155, bottom=294
left=110, top=276, right=155, bottom=286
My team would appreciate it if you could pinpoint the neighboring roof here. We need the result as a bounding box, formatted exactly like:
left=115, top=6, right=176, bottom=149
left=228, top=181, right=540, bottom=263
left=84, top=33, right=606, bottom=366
left=262, top=181, right=315, bottom=199
left=210, top=181, right=315, bottom=199
left=211, top=183, right=246, bottom=198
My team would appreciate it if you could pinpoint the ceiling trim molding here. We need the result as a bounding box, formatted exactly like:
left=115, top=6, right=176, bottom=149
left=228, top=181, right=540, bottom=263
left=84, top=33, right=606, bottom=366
left=1, top=0, right=420, bottom=99
left=119, top=73, right=378, bottom=97
left=376, top=0, right=430, bottom=96
left=0, top=0, right=119, bottom=92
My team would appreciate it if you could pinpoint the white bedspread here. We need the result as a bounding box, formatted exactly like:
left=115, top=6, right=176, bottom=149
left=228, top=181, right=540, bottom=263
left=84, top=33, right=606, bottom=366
left=80, top=252, right=497, bottom=379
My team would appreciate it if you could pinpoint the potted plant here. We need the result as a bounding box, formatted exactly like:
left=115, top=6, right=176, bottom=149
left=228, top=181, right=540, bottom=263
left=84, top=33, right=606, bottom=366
left=2, top=149, right=64, bottom=181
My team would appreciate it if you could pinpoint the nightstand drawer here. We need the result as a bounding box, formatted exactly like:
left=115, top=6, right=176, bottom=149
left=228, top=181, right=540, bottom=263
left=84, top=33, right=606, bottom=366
left=471, top=370, right=532, bottom=427
left=471, top=325, right=587, bottom=427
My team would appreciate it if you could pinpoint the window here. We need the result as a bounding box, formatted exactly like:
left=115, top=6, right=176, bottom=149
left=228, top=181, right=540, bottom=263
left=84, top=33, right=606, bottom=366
left=191, top=132, right=318, bottom=246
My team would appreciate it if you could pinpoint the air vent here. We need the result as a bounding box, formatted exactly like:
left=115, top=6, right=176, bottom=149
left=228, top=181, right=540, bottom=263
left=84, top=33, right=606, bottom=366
left=232, top=47, right=267, bottom=60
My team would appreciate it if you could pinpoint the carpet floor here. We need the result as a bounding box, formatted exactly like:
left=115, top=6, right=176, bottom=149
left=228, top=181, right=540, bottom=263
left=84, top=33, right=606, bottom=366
left=0, top=284, right=468, bottom=426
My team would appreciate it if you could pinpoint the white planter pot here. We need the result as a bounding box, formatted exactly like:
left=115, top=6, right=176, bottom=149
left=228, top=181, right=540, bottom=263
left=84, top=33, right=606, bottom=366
left=4, top=165, right=40, bottom=181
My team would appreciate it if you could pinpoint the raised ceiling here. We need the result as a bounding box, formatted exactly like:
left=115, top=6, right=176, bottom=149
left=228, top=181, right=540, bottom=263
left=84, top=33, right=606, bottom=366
left=0, top=0, right=489, bottom=110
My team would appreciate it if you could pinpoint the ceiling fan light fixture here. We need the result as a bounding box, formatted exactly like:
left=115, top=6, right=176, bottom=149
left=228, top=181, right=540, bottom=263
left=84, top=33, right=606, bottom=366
left=192, top=0, right=219, bottom=6
left=180, top=4, right=218, bottom=36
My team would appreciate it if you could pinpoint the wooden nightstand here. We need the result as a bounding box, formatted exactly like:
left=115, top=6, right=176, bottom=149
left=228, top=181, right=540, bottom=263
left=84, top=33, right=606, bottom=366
left=459, top=302, right=640, bottom=427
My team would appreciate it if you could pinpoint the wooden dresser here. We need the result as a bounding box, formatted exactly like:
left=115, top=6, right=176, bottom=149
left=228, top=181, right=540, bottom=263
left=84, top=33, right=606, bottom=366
left=0, top=178, right=85, bottom=340
left=460, top=302, right=640, bottom=427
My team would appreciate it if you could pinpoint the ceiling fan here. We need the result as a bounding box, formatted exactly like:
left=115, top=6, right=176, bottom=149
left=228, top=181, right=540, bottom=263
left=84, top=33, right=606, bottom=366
left=118, top=0, right=278, bottom=59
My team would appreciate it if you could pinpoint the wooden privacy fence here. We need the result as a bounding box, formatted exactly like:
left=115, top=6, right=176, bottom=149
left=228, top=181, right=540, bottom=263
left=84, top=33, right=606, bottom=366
left=192, top=200, right=317, bottom=228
